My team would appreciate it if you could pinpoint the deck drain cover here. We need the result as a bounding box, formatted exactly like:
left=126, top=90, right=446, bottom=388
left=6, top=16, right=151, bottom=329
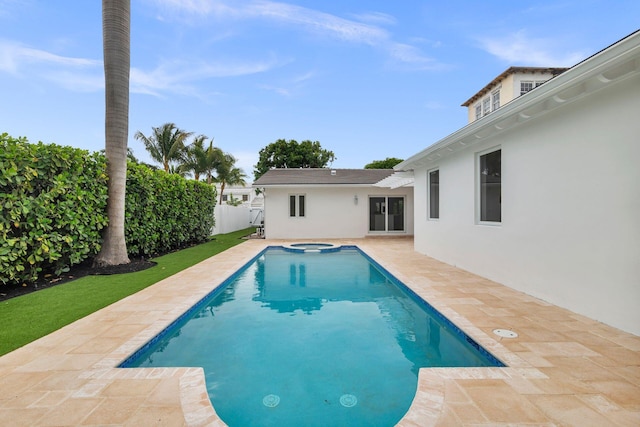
left=340, top=394, right=357, bottom=407
left=262, top=394, right=280, bottom=407
left=493, top=329, right=518, bottom=338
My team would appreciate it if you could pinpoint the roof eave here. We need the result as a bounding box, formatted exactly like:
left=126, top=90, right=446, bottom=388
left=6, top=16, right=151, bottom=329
left=396, top=31, right=640, bottom=172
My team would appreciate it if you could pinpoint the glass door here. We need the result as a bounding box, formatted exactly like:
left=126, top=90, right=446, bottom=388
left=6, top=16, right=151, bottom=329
left=369, top=196, right=404, bottom=232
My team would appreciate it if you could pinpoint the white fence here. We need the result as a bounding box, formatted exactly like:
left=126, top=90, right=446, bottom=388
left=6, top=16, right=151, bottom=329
left=212, top=204, right=254, bottom=235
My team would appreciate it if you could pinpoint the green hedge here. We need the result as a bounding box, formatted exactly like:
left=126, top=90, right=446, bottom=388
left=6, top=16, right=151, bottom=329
left=0, top=134, right=109, bottom=284
left=0, top=133, right=218, bottom=285
left=125, top=162, right=216, bottom=256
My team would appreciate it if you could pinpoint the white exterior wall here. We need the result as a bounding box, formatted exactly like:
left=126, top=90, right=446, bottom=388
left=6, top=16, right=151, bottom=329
left=414, top=72, right=640, bottom=335
left=263, top=186, right=413, bottom=239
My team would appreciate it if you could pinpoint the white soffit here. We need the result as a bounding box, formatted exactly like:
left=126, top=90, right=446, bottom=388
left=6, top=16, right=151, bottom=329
left=374, top=171, right=414, bottom=188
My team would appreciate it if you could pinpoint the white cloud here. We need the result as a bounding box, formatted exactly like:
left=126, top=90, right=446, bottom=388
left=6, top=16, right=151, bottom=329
left=0, top=39, right=99, bottom=73
left=477, top=30, right=586, bottom=66
left=259, top=70, right=316, bottom=97
left=386, top=43, right=441, bottom=70
left=0, top=39, right=103, bottom=91
left=242, top=1, right=389, bottom=46
left=147, top=0, right=443, bottom=69
left=351, top=11, right=397, bottom=26
left=131, top=56, right=284, bottom=97
left=0, top=38, right=282, bottom=97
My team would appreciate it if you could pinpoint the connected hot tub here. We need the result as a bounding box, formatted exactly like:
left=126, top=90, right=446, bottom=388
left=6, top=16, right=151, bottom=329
left=283, top=242, right=341, bottom=252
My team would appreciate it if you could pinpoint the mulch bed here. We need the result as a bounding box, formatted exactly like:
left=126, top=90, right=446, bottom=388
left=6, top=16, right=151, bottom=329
left=0, top=258, right=156, bottom=302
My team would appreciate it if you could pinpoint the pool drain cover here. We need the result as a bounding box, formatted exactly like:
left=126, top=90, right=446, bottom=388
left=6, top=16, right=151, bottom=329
left=493, top=329, right=518, bottom=338
left=262, top=394, right=280, bottom=407
left=340, top=394, right=357, bottom=407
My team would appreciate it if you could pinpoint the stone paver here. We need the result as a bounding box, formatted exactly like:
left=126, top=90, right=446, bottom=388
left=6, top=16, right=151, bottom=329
left=0, top=238, right=638, bottom=426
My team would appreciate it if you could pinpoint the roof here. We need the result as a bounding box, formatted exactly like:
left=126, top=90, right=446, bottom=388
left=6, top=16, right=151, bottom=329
left=461, top=66, right=569, bottom=107
left=373, top=171, right=414, bottom=188
left=252, top=168, right=395, bottom=186
left=397, top=30, right=640, bottom=172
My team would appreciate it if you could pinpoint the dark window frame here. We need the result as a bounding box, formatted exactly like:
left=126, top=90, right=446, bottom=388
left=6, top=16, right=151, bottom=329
left=428, top=169, right=439, bottom=220
left=478, top=149, right=501, bottom=223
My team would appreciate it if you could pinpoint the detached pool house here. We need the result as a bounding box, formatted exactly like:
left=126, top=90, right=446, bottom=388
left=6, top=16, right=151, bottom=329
left=253, top=168, right=414, bottom=239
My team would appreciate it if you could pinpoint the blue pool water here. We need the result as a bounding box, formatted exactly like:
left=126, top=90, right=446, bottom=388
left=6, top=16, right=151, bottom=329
left=120, top=246, right=503, bottom=426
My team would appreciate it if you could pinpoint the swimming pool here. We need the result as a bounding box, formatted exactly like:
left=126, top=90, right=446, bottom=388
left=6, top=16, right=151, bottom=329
left=120, top=246, right=503, bottom=426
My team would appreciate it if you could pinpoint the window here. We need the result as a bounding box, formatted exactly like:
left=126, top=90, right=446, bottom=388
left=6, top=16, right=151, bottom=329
left=428, top=169, right=439, bottom=219
left=475, top=103, right=482, bottom=120
left=222, top=194, right=228, bottom=202
left=479, top=149, right=501, bottom=223
left=482, top=97, right=491, bottom=116
left=520, top=81, right=534, bottom=95
left=242, top=194, right=249, bottom=202
left=492, top=90, right=500, bottom=111
left=289, top=194, right=305, bottom=217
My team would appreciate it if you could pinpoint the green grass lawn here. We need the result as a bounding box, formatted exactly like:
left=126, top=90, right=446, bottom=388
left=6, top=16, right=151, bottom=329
left=0, top=227, right=255, bottom=356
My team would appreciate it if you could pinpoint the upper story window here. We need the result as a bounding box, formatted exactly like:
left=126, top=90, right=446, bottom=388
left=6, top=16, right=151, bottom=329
left=520, top=80, right=546, bottom=96
left=520, top=81, right=534, bottom=95
left=222, top=194, right=228, bottom=202
left=492, top=90, right=500, bottom=111
left=289, top=194, right=305, bottom=217
left=478, top=149, right=501, bottom=223
left=475, top=104, right=482, bottom=120
left=428, top=169, right=439, bottom=219
left=242, top=194, right=249, bottom=202
left=482, top=97, right=491, bottom=116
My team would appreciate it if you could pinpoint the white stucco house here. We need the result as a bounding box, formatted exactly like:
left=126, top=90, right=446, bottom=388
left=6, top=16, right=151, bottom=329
left=252, top=168, right=414, bottom=239
left=396, top=31, right=640, bottom=336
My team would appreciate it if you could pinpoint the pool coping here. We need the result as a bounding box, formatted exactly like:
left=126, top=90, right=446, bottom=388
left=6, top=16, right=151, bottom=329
left=1, top=238, right=638, bottom=426
left=97, top=240, right=538, bottom=425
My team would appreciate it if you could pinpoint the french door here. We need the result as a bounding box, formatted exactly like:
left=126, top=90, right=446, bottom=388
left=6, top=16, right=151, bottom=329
left=369, top=196, right=404, bottom=232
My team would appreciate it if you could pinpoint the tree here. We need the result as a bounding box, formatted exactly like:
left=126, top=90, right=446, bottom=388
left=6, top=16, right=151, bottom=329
left=203, top=145, right=223, bottom=185
left=215, top=153, right=247, bottom=204
left=99, top=147, right=138, bottom=162
left=179, top=135, right=209, bottom=180
left=134, top=123, right=193, bottom=172
left=94, top=0, right=130, bottom=267
left=254, top=139, right=336, bottom=180
left=364, top=157, right=404, bottom=169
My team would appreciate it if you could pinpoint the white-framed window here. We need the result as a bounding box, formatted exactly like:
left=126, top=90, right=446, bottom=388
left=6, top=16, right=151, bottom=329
left=482, top=97, right=491, bottom=116
left=492, top=90, right=500, bottom=111
left=428, top=169, right=439, bottom=220
left=475, top=103, right=482, bottom=120
left=289, top=194, right=305, bottom=217
left=520, top=81, right=534, bottom=95
left=221, top=194, right=228, bottom=202
left=477, top=148, right=501, bottom=223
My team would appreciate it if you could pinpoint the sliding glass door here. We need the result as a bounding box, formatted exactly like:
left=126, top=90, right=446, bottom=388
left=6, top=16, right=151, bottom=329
left=369, top=196, right=404, bottom=232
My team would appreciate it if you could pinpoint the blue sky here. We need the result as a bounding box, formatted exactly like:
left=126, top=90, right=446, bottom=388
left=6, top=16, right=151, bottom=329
left=1, top=1, right=638, bottom=179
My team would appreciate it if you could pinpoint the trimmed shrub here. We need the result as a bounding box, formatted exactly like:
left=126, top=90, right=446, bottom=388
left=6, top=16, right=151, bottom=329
left=1, top=134, right=218, bottom=285
left=124, top=162, right=217, bottom=256
left=0, top=133, right=109, bottom=284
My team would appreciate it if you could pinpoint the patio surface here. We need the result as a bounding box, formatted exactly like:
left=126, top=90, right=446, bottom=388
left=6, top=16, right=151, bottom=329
left=0, top=238, right=638, bottom=426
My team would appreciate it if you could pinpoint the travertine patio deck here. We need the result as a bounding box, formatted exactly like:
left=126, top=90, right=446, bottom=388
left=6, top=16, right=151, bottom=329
left=0, top=238, right=638, bottom=426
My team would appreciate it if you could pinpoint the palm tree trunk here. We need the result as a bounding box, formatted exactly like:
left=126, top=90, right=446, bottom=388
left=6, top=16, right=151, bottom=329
left=219, top=182, right=226, bottom=205
left=94, top=0, right=130, bottom=267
